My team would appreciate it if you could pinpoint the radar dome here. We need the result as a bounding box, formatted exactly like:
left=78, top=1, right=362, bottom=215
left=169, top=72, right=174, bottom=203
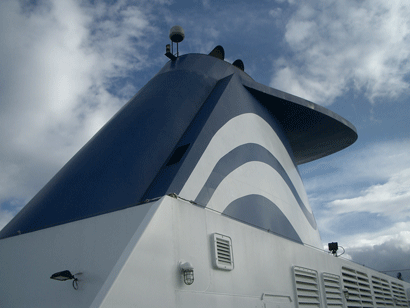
left=169, top=25, right=185, bottom=43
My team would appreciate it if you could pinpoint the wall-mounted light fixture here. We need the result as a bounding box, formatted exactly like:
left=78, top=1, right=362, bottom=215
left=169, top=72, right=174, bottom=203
left=328, top=242, right=345, bottom=257
left=50, top=270, right=79, bottom=290
left=328, top=242, right=338, bottom=255
left=179, top=260, right=194, bottom=285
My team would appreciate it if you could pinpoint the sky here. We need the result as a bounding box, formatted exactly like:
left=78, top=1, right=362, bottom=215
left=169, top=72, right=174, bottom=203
left=1, top=0, right=409, bottom=282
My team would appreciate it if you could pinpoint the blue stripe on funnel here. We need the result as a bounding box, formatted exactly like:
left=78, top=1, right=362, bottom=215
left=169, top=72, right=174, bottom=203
left=195, top=143, right=317, bottom=229
left=223, top=194, right=303, bottom=244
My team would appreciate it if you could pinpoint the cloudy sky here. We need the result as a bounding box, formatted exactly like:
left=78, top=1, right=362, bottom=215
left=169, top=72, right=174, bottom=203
left=1, top=0, right=409, bottom=282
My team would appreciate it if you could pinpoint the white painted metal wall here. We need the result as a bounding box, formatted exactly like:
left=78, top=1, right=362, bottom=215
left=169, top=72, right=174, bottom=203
left=0, top=202, right=157, bottom=307
left=1, top=196, right=409, bottom=307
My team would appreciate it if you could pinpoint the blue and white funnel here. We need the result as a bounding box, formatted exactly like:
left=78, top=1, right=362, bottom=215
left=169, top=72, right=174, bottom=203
left=0, top=49, right=357, bottom=249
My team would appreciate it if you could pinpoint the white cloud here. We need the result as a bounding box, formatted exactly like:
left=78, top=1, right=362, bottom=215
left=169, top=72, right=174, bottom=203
left=344, top=222, right=410, bottom=250
left=302, top=139, right=410, bottom=198
left=269, top=8, right=282, bottom=19
left=0, top=0, right=162, bottom=216
left=1, top=0, right=279, bottom=230
left=343, top=227, right=410, bottom=282
left=318, top=202, right=410, bottom=281
left=270, top=0, right=410, bottom=105
left=306, top=139, right=410, bottom=280
left=329, top=168, right=410, bottom=218
left=317, top=164, right=410, bottom=276
left=301, top=139, right=410, bottom=255
left=0, top=209, right=15, bottom=233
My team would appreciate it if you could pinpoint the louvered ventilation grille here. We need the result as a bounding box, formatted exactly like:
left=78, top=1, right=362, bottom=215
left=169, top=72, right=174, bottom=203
left=216, top=238, right=231, bottom=264
left=341, top=267, right=374, bottom=308
left=212, top=233, right=234, bottom=270
left=293, top=266, right=320, bottom=308
left=391, top=281, right=409, bottom=307
left=371, top=276, right=394, bottom=307
left=322, top=273, right=343, bottom=308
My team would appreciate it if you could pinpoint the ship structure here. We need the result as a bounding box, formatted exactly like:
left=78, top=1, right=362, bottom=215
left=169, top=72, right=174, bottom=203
left=1, top=28, right=409, bottom=307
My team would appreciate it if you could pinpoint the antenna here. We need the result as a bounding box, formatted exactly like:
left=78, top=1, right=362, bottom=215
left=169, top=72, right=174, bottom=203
left=165, top=25, right=185, bottom=61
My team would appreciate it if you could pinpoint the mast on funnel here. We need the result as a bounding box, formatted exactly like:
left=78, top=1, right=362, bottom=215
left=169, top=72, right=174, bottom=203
left=165, top=25, right=185, bottom=61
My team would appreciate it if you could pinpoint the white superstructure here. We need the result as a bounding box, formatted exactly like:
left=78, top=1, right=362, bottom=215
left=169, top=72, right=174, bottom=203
left=1, top=40, right=408, bottom=307
left=1, top=195, right=409, bottom=307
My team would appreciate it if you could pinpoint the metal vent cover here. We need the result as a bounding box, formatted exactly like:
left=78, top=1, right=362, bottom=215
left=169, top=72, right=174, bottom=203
left=322, top=273, right=343, bottom=308
left=391, top=281, right=409, bottom=307
left=293, top=266, right=321, bottom=308
left=212, top=233, right=234, bottom=270
left=341, top=266, right=374, bottom=308
left=371, top=276, right=394, bottom=307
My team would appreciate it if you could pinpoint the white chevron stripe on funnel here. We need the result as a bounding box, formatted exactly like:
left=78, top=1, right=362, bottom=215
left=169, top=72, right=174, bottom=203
left=180, top=113, right=308, bottom=204
left=207, top=161, right=321, bottom=246
left=179, top=113, right=321, bottom=248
